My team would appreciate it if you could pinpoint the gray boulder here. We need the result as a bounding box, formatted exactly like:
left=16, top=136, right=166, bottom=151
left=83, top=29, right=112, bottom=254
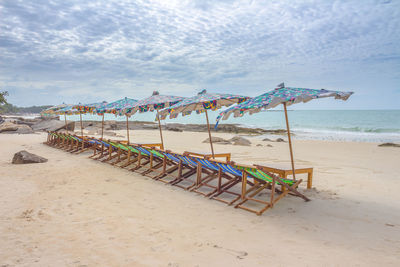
left=0, top=122, right=19, bottom=132
left=203, top=137, right=231, bottom=144
left=105, top=121, right=117, bottom=130
left=103, top=131, right=117, bottom=136
left=15, top=124, right=34, bottom=134
left=230, top=136, right=251, bottom=146
left=378, top=143, right=400, bottom=147
left=12, top=150, right=48, bottom=164
left=32, top=119, right=75, bottom=132
left=166, top=127, right=183, bottom=132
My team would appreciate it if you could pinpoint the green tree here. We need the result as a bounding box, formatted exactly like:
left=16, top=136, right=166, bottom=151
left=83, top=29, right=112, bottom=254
left=0, top=91, right=8, bottom=105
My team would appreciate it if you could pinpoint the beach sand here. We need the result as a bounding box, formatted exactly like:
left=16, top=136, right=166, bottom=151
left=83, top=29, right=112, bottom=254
left=0, top=130, right=399, bottom=266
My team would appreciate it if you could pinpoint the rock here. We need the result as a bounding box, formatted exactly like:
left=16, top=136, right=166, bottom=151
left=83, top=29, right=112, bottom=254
left=378, top=143, right=400, bottom=147
left=262, top=138, right=272, bottom=141
left=105, top=121, right=117, bottom=130
left=256, top=144, right=263, bottom=147
left=0, top=122, right=19, bottom=132
left=267, top=144, right=273, bottom=147
left=166, top=127, right=183, bottom=132
left=230, top=136, right=251, bottom=146
left=276, top=138, right=286, bottom=142
left=15, top=124, right=34, bottom=134
left=32, top=119, right=75, bottom=132
left=12, top=150, right=48, bottom=164
left=203, top=137, right=231, bottom=144
left=103, top=131, right=117, bottom=136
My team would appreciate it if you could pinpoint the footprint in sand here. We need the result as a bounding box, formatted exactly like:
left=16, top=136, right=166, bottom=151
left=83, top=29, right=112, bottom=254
left=209, top=243, right=248, bottom=259
left=18, top=209, right=34, bottom=221
left=37, top=210, right=52, bottom=221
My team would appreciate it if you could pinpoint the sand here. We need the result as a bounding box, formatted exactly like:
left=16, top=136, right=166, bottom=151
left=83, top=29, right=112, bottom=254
left=0, top=130, right=399, bottom=266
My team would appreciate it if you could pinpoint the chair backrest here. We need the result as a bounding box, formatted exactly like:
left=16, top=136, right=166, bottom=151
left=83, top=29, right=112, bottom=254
left=236, top=165, right=294, bottom=186
left=196, top=158, right=219, bottom=171
left=163, top=151, right=181, bottom=163
left=213, top=161, right=243, bottom=177
left=177, top=155, right=198, bottom=168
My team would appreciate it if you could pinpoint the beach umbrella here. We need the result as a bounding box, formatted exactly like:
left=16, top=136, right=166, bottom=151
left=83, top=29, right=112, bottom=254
left=159, top=89, right=250, bottom=157
left=74, top=101, right=108, bottom=139
left=42, top=104, right=72, bottom=132
left=123, top=91, right=186, bottom=149
left=216, top=83, right=353, bottom=179
left=55, top=105, right=81, bottom=135
left=96, top=97, right=138, bottom=144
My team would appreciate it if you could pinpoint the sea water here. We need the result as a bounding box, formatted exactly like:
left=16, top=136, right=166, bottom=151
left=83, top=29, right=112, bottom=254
left=65, top=110, right=400, bottom=143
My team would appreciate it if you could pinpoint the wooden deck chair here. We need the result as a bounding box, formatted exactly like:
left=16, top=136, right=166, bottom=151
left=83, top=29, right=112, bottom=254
left=133, top=146, right=165, bottom=177
left=190, top=158, right=241, bottom=202
left=234, top=164, right=310, bottom=215
left=69, top=135, right=97, bottom=154
left=90, top=139, right=113, bottom=160
left=154, top=151, right=195, bottom=185
left=97, top=140, right=120, bottom=162
left=114, top=143, right=142, bottom=168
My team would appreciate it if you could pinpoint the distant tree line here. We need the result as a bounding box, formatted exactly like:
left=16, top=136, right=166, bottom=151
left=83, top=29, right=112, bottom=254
left=0, top=90, right=52, bottom=114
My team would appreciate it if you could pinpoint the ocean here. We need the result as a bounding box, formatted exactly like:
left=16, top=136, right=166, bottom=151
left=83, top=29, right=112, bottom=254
left=64, top=110, right=400, bottom=143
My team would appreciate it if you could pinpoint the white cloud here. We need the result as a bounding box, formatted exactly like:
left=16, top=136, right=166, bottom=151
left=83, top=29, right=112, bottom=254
left=0, top=0, right=399, bottom=108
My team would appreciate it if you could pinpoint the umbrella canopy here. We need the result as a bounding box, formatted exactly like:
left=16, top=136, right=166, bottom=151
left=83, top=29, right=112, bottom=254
left=124, top=91, right=185, bottom=116
left=96, top=97, right=138, bottom=116
left=216, top=83, right=353, bottom=180
left=74, top=101, right=108, bottom=114
left=216, top=85, right=353, bottom=121
left=54, top=105, right=80, bottom=115
left=122, top=91, right=186, bottom=149
left=95, top=97, right=138, bottom=143
left=159, top=89, right=249, bottom=119
left=42, top=103, right=70, bottom=115
left=158, top=89, right=250, bottom=157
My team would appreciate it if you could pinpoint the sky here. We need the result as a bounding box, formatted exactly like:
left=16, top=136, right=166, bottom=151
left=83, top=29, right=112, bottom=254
left=0, top=0, right=399, bottom=109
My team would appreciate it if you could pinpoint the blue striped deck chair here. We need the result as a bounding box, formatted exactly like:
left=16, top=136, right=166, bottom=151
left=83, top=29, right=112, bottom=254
left=99, top=140, right=124, bottom=162
left=232, top=164, right=309, bottom=216
left=189, top=158, right=241, bottom=203
left=154, top=151, right=196, bottom=185
left=190, top=159, right=243, bottom=205
left=90, top=139, right=113, bottom=160
left=168, top=154, right=202, bottom=190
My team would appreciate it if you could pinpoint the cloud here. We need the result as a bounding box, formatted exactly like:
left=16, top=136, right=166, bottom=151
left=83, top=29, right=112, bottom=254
left=0, top=0, right=399, bottom=108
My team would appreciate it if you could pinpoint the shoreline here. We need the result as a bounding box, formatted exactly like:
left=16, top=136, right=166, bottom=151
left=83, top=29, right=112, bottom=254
left=2, top=114, right=400, bottom=143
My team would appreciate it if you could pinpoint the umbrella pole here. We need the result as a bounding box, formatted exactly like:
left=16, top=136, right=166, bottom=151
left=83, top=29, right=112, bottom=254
left=204, top=109, right=215, bottom=158
left=80, top=112, right=83, bottom=138
left=126, top=115, right=130, bottom=145
left=283, top=103, right=296, bottom=180
left=64, top=113, right=68, bottom=134
left=156, top=109, right=165, bottom=150
left=101, top=114, right=104, bottom=140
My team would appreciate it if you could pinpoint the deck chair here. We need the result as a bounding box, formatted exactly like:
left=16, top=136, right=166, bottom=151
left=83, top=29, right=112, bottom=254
left=233, top=164, right=310, bottom=215
left=68, top=135, right=97, bottom=154
left=189, top=158, right=242, bottom=203
left=154, top=151, right=197, bottom=186
left=130, top=145, right=165, bottom=176
left=90, top=139, right=113, bottom=160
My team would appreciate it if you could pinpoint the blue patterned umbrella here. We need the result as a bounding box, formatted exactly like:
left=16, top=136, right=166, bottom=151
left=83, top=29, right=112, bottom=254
left=217, top=85, right=353, bottom=121
left=95, top=97, right=138, bottom=143
left=217, top=83, right=354, bottom=180
left=159, top=89, right=250, bottom=157
left=123, top=91, right=186, bottom=149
